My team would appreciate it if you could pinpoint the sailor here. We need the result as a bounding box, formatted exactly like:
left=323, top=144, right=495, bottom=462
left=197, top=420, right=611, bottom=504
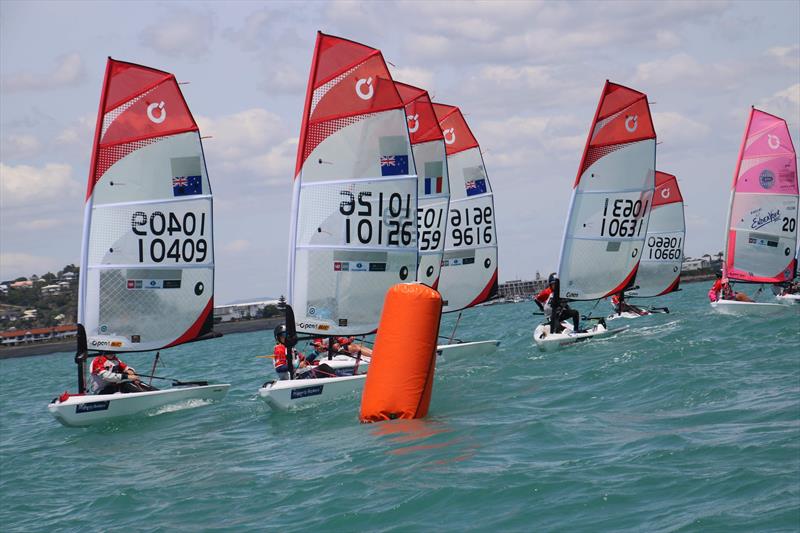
left=534, top=273, right=582, bottom=334
left=611, top=292, right=646, bottom=315
left=312, top=336, right=373, bottom=358
left=90, top=352, right=152, bottom=394
left=272, top=325, right=293, bottom=380
left=708, top=272, right=723, bottom=302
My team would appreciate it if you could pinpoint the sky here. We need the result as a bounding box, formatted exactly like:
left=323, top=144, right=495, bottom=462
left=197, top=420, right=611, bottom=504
left=1, top=0, right=798, bottom=303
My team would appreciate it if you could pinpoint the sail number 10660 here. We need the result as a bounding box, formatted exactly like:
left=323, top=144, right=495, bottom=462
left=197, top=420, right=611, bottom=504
left=131, top=211, right=208, bottom=263
left=600, top=198, right=649, bottom=237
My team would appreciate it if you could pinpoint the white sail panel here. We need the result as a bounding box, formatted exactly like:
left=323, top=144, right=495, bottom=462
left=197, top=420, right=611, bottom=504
left=433, top=105, right=498, bottom=312
left=290, top=34, right=418, bottom=335
left=414, top=139, right=449, bottom=287
left=558, top=82, right=656, bottom=301
left=81, top=59, right=215, bottom=352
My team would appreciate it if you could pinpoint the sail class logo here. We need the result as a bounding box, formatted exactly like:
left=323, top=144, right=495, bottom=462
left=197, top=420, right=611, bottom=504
left=407, top=114, right=419, bottom=133
left=767, top=134, right=780, bottom=150
left=355, top=77, right=374, bottom=100
left=443, top=128, right=456, bottom=145
left=660, top=187, right=671, bottom=199
left=147, top=101, right=166, bottom=123
left=625, top=115, right=638, bottom=133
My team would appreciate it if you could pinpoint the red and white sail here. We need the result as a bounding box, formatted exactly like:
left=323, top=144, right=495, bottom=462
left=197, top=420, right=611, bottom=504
left=432, top=103, right=498, bottom=312
left=724, top=108, right=798, bottom=283
left=558, top=81, right=656, bottom=301
left=289, top=32, right=417, bottom=335
left=627, top=172, right=684, bottom=297
left=80, top=58, right=214, bottom=352
left=394, top=82, right=449, bottom=288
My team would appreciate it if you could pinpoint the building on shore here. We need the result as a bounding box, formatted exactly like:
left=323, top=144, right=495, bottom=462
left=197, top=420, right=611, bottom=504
left=0, top=325, right=78, bottom=347
left=498, top=278, right=548, bottom=299
left=213, top=300, right=280, bottom=323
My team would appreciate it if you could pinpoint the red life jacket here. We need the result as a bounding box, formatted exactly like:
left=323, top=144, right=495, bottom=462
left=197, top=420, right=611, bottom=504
left=273, top=344, right=287, bottom=368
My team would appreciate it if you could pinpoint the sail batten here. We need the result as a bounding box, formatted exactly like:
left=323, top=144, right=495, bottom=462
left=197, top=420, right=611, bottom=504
left=558, top=81, right=656, bottom=301
left=81, top=58, right=215, bottom=352
left=289, top=33, right=418, bottom=336
left=432, top=103, right=498, bottom=311
left=724, top=108, right=798, bottom=284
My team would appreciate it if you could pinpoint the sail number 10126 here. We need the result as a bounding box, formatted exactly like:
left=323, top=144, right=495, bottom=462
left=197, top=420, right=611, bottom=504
left=600, top=198, right=649, bottom=237
left=339, top=191, right=414, bottom=246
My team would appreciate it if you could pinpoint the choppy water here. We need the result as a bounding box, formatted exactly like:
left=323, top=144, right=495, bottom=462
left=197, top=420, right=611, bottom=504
left=1, top=282, right=799, bottom=532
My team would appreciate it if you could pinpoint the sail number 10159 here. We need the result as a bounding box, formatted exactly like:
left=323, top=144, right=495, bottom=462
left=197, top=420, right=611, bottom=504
left=600, top=198, right=649, bottom=237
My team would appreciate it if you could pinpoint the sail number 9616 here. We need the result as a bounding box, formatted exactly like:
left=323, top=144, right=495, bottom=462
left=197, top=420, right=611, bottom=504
left=450, top=206, right=493, bottom=247
left=131, top=211, right=208, bottom=263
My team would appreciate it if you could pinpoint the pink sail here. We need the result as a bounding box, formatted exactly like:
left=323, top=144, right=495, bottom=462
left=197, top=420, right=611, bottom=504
left=724, top=108, right=798, bottom=283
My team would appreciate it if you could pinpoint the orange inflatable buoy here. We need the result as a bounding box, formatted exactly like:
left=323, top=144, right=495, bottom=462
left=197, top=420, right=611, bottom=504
left=360, top=283, right=442, bottom=423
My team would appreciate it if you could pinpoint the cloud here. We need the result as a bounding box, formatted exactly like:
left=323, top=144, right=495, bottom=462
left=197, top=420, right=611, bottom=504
left=140, top=8, right=215, bottom=58
left=197, top=108, right=295, bottom=181
left=0, top=134, right=42, bottom=160
left=55, top=115, right=95, bottom=147
left=757, top=84, right=800, bottom=125
left=0, top=162, right=78, bottom=206
left=1, top=53, right=86, bottom=92
left=0, top=252, right=64, bottom=281
left=652, top=111, right=711, bottom=146
left=389, top=66, right=435, bottom=92
left=766, top=45, right=800, bottom=69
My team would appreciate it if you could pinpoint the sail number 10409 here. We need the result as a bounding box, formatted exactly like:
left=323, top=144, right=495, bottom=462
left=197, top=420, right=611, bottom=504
left=600, top=198, right=649, bottom=237
left=131, top=211, right=208, bottom=263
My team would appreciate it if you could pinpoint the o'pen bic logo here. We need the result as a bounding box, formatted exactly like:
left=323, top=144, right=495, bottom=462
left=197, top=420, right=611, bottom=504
left=625, top=115, right=638, bottom=133
left=661, top=186, right=671, bottom=200
left=355, top=77, right=374, bottom=100
left=443, top=128, right=456, bottom=145
left=407, top=114, right=419, bottom=133
left=147, top=101, right=166, bottom=124
left=767, top=134, right=780, bottom=150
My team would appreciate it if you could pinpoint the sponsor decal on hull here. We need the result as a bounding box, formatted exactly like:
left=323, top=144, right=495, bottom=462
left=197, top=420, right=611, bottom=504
left=76, top=401, right=110, bottom=413
left=290, top=385, right=324, bottom=399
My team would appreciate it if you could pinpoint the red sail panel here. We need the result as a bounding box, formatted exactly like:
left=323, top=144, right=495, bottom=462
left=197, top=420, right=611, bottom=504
left=395, top=82, right=443, bottom=145
left=576, top=81, right=656, bottom=186
left=432, top=103, right=479, bottom=155
left=87, top=58, right=198, bottom=199
left=295, top=32, right=404, bottom=176
left=653, top=171, right=682, bottom=206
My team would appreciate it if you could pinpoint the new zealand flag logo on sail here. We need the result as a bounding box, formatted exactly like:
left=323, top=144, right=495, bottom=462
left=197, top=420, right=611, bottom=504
left=380, top=155, right=409, bottom=176
left=173, top=175, right=202, bottom=196
left=465, top=178, right=487, bottom=196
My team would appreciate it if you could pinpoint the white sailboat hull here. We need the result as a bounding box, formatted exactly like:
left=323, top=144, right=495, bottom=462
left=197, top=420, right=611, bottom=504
left=533, top=321, right=626, bottom=352
left=48, top=384, right=230, bottom=427
left=776, top=293, right=800, bottom=304
left=258, top=374, right=366, bottom=410
left=436, top=340, right=500, bottom=357
left=710, top=300, right=791, bottom=316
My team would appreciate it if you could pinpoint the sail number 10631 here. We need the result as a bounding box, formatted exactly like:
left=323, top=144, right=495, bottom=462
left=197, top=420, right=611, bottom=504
left=600, top=198, right=649, bottom=237
left=131, top=211, right=208, bottom=263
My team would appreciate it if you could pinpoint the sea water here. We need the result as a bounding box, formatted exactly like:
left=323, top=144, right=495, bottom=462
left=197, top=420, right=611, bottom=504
left=1, top=282, right=798, bottom=531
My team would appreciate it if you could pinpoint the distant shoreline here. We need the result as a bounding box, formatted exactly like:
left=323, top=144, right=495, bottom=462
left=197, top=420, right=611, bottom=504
left=0, top=317, right=282, bottom=360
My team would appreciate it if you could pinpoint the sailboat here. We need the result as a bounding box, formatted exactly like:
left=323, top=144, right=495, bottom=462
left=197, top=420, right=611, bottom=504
left=430, top=102, right=501, bottom=357
left=608, top=171, right=684, bottom=320
left=534, top=81, right=656, bottom=351
left=48, top=58, right=229, bottom=427
left=258, top=32, right=418, bottom=409
left=711, top=107, right=798, bottom=315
